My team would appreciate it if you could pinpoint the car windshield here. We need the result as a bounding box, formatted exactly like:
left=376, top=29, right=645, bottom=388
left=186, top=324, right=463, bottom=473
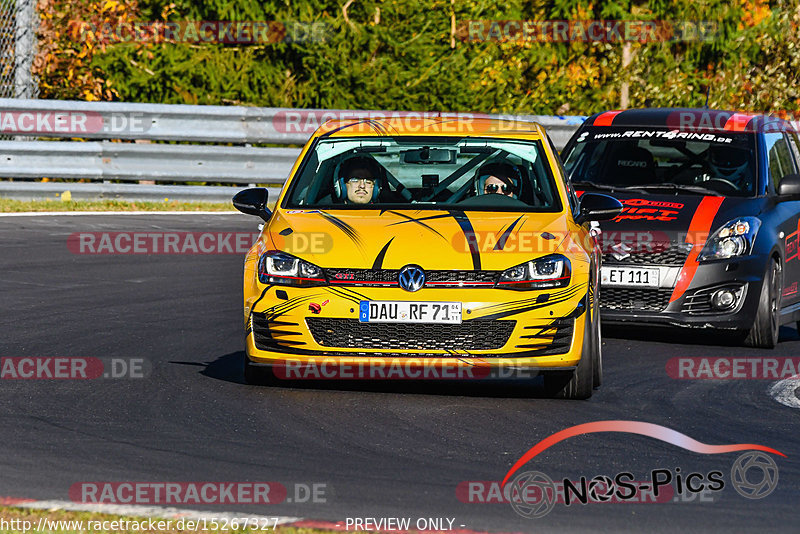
left=282, top=136, right=563, bottom=211
left=562, top=128, right=758, bottom=197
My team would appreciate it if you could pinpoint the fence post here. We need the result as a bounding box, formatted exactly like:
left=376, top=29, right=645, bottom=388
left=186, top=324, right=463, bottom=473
left=14, top=0, right=36, bottom=99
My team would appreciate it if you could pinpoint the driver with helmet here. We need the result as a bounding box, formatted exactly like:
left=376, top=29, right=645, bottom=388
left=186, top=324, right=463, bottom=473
left=334, top=156, right=383, bottom=204
left=698, top=144, right=753, bottom=192
left=475, top=162, right=521, bottom=199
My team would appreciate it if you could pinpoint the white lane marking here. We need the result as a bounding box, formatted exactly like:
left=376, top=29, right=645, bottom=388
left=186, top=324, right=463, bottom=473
left=11, top=499, right=301, bottom=525
left=769, top=374, right=800, bottom=409
left=0, top=211, right=240, bottom=217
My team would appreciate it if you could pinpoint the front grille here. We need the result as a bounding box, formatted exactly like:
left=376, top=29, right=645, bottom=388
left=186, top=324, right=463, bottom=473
left=603, top=246, right=691, bottom=266
left=600, top=287, right=673, bottom=312
left=306, top=318, right=515, bottom=351
left=251, top=313, right=306, bottom=351
left=681, top=284, right=746, bottom=315
left=325, top=268, right=498, bottom=287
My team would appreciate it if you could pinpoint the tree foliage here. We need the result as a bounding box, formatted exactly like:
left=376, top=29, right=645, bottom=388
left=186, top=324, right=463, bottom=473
left=35, top=0, right=800, bottom=115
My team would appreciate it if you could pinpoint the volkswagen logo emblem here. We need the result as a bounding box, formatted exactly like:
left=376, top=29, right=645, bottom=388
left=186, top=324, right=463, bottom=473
left=398, top=265, right=426, bottom=292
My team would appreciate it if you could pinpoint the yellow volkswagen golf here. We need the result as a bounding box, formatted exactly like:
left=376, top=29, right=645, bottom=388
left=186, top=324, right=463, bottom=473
left=233, top=117, right=621, bottom=399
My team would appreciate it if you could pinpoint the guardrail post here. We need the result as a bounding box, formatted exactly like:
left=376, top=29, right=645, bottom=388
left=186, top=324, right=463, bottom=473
left=14, top=0, right=36, bottom=99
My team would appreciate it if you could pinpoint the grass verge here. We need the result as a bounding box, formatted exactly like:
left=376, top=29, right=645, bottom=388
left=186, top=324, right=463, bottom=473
left=0, top=199, right=237, bottom=212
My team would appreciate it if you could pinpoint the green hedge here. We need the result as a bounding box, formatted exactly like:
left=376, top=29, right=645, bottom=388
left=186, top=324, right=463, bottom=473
left=41, top=0, right=800, bottom=115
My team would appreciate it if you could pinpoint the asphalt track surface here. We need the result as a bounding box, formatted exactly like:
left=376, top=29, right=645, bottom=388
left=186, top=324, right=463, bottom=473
left=1, top=214, right=798, bottom=533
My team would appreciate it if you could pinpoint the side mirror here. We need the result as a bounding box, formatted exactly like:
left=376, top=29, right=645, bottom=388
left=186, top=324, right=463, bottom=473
left=232, top=188, right=272, bottom=221
left=778, top=173, right=800, bottom=200
left=575, top=192, right=623, bottom=224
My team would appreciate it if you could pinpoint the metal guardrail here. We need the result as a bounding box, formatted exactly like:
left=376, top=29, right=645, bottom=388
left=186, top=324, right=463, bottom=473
left=0, top=98, right=585, bottom=185
left=0, top=141, right=300, bottom=183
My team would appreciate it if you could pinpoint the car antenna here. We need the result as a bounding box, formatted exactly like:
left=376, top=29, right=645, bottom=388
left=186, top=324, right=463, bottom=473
left=703, top=86, right=710, bottom=109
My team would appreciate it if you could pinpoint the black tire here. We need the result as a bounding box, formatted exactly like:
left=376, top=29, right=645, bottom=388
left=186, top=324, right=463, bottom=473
left=744, top=258, right=782, bottom=349
left=591, top=286, right=603, bottom=389
left=243, top=353, right=279, bottom=385
left=544, top=306, right=595, bottom=399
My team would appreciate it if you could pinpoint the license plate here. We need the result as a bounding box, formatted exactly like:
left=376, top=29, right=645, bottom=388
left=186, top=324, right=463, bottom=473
left=359, top=301, right=462, bottom=324
left=601, top=266, right=660, bottom=288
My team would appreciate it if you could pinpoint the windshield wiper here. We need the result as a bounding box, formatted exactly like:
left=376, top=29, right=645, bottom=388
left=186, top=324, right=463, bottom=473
left=571, top=180, right=645, bottom=193
left=629, top=183, right=722, bottom=196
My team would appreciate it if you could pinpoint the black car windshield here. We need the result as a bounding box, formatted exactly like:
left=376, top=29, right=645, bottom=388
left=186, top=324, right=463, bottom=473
left=282, top=137, right=563, bottom=211
left=562, top=128, right=758, bottom=197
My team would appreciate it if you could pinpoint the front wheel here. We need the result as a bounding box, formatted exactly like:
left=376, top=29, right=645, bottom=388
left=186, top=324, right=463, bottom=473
left=544, top=307, right=596, bottom=400
left=744, top=258, right=782, bottom=349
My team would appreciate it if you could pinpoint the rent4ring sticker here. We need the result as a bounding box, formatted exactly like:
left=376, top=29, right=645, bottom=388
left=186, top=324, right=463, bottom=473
left=359, top=301, right=462, bottom=324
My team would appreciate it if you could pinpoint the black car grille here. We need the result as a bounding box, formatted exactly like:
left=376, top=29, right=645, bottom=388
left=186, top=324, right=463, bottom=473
left=306, top=318, right=515, bottom=351
left=681, top=284, right=746, bottom=315
left=325, top=268, right=498, bottom=287
left=603, top=246, right=691, bottom=266
left=600, top=287, right=673, bottom=312
left=251, top=313, right=307, bottom=351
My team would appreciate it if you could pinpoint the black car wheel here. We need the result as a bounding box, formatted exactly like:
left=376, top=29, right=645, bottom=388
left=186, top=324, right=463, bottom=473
left=744, top=258, right=782, bottom=349
left=544, top=300, right=596, bottom=399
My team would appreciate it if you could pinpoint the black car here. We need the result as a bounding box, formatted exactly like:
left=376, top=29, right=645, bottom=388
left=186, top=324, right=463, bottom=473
left=560, top=108, right=800, bottom=347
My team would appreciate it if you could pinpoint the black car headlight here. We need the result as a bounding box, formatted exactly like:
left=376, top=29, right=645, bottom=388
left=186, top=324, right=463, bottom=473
left=498, top=254, right=572, bottom=290
left=698, top=217, right=761, bottom=261
left=258, top=251, right=326, bottom=286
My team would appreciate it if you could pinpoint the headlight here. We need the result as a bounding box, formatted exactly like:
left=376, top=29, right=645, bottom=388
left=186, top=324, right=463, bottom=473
left=698, top=217, right=761, bottom=261
left=498, top=254, right=572, bottom=290
left=258, top=251, right=326, bottom=286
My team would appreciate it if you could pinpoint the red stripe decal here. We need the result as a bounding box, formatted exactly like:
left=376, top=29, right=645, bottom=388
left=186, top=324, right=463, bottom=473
left=593, top=110, right=623, bottom=127
left=723, top=113, right=754, bottom=132
left=669, top=196, right=725, bottom=303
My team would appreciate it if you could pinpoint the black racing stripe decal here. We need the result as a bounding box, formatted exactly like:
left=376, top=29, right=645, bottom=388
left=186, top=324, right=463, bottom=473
left=320, top=119, right=386, bottom=139
left=447, top=210, right=481, bottom=270
left=327, top=285, right=371, bottom=302
left=251, top=284, right=274, bottom=311
left=474, top=284, right=587, bottom=320
left=494, top=215, right=524, bottom=251
left=385, top=211, right=447, bottom=239
left=279, top=227, right=293, bottom=236
left=477, top=291, right=583, bottom=321
left=372, top=238, right=395, bottom=269
left=390, top=213, right=453, bottom=224
left=324, top=287, right=360, bottom=304
left=477, top=284, right=581, bottom=313
left=318, top=211, right=363, bottom=248
left=262, top=294, right=320, bottom=317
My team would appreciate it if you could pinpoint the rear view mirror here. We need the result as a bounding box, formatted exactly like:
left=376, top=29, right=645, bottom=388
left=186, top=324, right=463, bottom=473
left=778, top=173, right=800, bottom=200
left=575, top=193, right=623, bottom=224
left=233, top=188, right=272, bottom=221
left=403, top=147, right=457, bottom=164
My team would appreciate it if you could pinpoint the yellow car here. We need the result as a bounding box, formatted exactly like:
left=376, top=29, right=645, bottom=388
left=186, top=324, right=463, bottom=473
left=233, top=117, right=622, bottom=399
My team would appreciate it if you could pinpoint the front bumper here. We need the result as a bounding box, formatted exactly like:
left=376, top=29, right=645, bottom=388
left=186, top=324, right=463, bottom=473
left=244, top=284, right=590, bottom=371
left=600, top=254, right=767, bottom=329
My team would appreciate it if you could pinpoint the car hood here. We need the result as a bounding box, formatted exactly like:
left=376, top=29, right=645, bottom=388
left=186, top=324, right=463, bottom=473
left=583, top=192, right=765, bottom=249
left=263, top=208, right=575, bottom=271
